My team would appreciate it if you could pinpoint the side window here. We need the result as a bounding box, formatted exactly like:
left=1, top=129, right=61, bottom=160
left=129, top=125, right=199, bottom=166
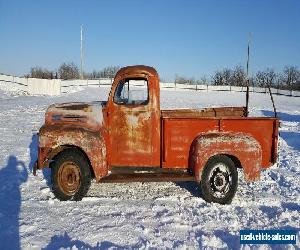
left=113, top=79, right=148, bottom=105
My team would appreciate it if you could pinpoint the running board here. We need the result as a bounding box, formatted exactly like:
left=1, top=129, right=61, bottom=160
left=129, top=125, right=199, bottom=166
left=99, top=172, right=195, bottom=183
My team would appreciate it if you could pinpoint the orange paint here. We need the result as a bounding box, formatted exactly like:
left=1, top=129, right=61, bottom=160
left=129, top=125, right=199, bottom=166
left=36, top=65, right=279, bottom=183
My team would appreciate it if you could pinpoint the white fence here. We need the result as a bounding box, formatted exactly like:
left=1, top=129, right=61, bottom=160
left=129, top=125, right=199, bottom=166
left=0, top=74, right=61, bottom=95
left=60, top=78, right=112, bottom=94
left=0, top=74, right=113, bottom=96
left=1, top=73, right=300, bottom=97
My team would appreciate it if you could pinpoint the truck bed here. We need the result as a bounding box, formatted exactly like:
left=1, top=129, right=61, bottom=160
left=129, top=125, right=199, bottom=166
left=161, top=111, right=279, bottom=170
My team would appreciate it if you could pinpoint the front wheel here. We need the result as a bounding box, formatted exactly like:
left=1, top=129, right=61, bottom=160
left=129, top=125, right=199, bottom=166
left=51, top=148, right=91, bottom=201
left=200, top=155, right=238, bottom=204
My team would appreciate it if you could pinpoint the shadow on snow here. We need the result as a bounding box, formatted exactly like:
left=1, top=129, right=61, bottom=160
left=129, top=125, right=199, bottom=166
left=0, top=133, right=47, bottom=249
left=29, top=133, right=51, bottom=186
left=262, top=110, right=300, bottom=123
left=262, top=110, right=300, bottom=151
left=0, top=155, right=28, bottom=249
left=43, top=232, right=148, bottom=249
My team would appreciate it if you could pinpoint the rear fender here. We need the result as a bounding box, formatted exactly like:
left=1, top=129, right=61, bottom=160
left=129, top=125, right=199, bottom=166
left=189, top=132, right=262, bottom=182
left=38, top=125, right=107, bottom=181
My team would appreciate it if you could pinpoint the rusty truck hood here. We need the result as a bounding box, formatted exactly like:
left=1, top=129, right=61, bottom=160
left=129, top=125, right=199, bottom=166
left=45, top=101, right=107, bottom=130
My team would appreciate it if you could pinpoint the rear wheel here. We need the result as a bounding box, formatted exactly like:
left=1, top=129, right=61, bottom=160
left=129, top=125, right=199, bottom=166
left=200, top=155, right=238, bottom=204
left=51, top=148, right=91, bottom=201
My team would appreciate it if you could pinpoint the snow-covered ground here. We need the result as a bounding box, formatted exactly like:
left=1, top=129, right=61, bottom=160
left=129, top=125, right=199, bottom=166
left=0, top=86, right=299, bottom=249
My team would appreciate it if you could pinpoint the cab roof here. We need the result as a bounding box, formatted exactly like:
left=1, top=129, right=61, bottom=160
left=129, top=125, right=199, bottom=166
left=116, top=65, right=159, bottom=78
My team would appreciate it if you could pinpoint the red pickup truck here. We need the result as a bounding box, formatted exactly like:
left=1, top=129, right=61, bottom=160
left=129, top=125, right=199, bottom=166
left=34, top=65, right=279, bottom=204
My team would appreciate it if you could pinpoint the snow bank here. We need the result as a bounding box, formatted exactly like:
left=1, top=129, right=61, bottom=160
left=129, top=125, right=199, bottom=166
left=0, top=87, right=299, bottom=249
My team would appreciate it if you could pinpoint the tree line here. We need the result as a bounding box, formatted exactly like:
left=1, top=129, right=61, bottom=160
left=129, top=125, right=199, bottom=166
left=175, top=65, right=300, bottom=91
left=26, top=63, right=120, bottom=81
left=26, top=63, right=300, bottom=91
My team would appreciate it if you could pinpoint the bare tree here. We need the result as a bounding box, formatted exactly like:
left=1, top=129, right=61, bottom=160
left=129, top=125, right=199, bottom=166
left=212, top=71, right=223, bottom=85
left=198, top=75, right=209, bottom=85
left=231, top=66, right=247, bottom=86
left=92, top=70, right=98, bottom=79
left=279, top=66, right=300, bottom=90
left=265, top=68, right=277, bottom=87
left=175, top=75, right=195, bottom=84
left=74, top=66, right=120, bottom=80
left=58, top=62, right=79, bottom=80
left=212, top=68, right=232, bottom=85
left=223, top=68, right=232, bottom=86
left=255, top=71, right=267, bottom=87
left=99, top=66, right=120, bottom=79
left=255, top=68, right=277, bottom=87
left=29, top=67, right=53, bottom=79
left=295, top=80, right=300, bottom=91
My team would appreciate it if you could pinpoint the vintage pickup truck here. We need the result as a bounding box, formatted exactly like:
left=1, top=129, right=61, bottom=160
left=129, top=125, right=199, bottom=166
left=34, top=65, right=279, bottom=204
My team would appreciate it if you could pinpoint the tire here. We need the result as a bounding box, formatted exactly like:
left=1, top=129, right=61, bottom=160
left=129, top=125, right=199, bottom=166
left=51, top=148, right=91, bottom=201
left=200, top=155, right=238, bottom=204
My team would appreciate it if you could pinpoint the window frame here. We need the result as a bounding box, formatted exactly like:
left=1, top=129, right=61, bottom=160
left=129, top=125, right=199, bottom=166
left=113, top=77, right=149, bottom=106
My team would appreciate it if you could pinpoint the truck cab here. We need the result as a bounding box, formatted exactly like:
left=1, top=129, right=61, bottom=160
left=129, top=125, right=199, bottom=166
left=104, top=66, right=161, bottom=168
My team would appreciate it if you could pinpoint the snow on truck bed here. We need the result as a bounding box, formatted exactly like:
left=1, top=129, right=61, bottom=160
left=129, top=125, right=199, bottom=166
left=0, top=86, right=299, bottom=249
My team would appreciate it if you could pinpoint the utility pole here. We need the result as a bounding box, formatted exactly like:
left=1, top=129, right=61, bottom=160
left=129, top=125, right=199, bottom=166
left=80, top=25, right=83, bottom=80
left=245, top=32, right=252, bottom=117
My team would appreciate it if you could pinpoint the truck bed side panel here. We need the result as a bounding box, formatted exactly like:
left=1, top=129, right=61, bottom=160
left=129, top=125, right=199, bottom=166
left=220, top=119, right=277, bottom=168
left=162, top=119, right=219, bottom=168
left=162, top=117, right=277, bottom=169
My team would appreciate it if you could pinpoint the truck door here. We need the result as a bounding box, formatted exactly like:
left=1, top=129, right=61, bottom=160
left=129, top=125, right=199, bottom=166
left=108, top=77, right=159, bottom=167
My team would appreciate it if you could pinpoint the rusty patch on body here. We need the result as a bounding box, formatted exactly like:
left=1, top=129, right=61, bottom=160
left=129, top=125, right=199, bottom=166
left=45, top=101, right=106, bottom=131
left=190, top=132, right=262, bottom=182
left=54, top=103, right=90, bottom=110
left=38, top=101, right=108, bottom=181
left=161, top=107, right=246, bottom=119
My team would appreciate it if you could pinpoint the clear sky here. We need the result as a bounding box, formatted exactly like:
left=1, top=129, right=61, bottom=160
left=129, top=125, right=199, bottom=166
left=0, top=0, right=299, bottom=80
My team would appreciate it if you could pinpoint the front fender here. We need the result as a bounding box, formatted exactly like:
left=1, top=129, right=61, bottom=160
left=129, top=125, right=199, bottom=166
left=189, top=132, right=262, bottom=182
left=38, top=124, right=107, bottom=181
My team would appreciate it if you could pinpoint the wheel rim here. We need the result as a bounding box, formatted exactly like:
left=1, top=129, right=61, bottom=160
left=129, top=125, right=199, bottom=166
left=57, top=161, right=81, bottom=196
left=208, top=163, right=232, bottom=199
